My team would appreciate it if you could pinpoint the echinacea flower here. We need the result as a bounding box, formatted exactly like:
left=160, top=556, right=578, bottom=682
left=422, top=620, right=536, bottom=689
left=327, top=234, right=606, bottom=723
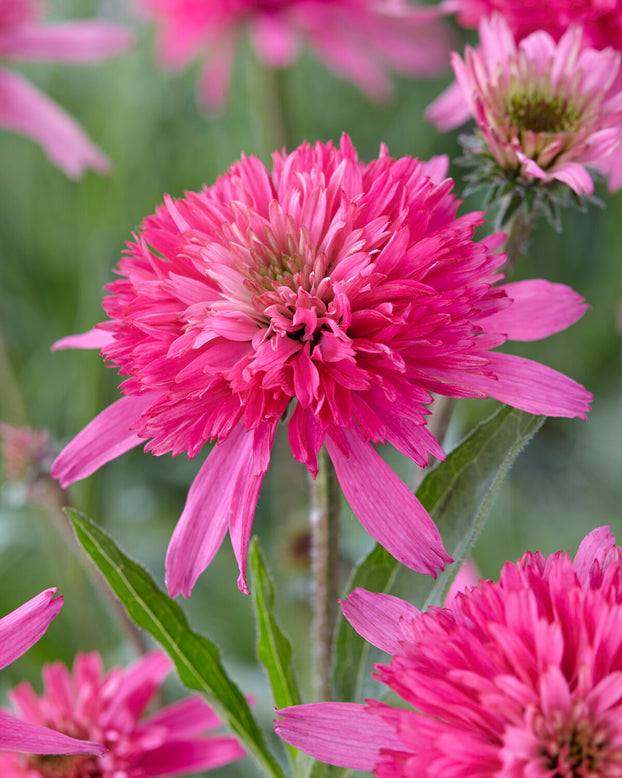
left=51, top=135, right=591, bottom=597
left=441, top=0, right=622, bottom=54
left=0, top=0, right=133, bottom=177
left=138, top=0, right=451, bottom=109
left=0, top=588, right=104, bottom=758
left=0, top=650, right=246, bottom=777
left=276, top=525, right=622, bottom=777
left=426, top=16, right=622, bottom=195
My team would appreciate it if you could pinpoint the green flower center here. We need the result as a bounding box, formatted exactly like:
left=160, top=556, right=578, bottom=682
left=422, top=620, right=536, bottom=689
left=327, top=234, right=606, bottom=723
left=506, top=92, right=579, bottom=134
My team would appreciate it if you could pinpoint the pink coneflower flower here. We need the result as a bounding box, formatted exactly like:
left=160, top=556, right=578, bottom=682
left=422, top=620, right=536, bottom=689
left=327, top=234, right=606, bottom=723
left=0, top=650, right=246, bottom=777
left=51, top=135, right=591, bottom=597
left=276, top=525, right=622, bottom=777
left=426, top=16, right=622, bottom=195
left=0, top=588, right=104, bottom=758
left=0, top=0, right=133, bottom=177
left=442, top=0, right=622, bottom=54
left=138, top=0, right=451, bottom=109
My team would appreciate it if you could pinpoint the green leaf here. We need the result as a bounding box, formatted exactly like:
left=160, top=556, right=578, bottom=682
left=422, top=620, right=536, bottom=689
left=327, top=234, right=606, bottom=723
left=69, top=509, right=286, bottom=778
left=250, top=538, right=302, bottom=712
left=332, top=405, right=544, bottom=702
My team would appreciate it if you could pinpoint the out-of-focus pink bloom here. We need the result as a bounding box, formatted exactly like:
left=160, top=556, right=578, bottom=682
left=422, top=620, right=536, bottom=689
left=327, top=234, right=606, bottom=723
left=0, top=588, right=105, bottom=757
left=426, top=16, right=622, bottom=195
left=138, top=0, right=452, bottom=109
left=276, top=525, right=622, bottom=776
left=51, top=135, right=591, bottom=597
left=0, top=0, right=133, bottom=177
left=442, top=0, right=622, bottom=53
left=0, top=650, right=246, bottom=777
left=0, top=423, right=50, bottom=482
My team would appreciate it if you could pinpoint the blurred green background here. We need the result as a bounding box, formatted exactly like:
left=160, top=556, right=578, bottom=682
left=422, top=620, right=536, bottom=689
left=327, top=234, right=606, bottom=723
left=0, top=1, right=621, bottom=775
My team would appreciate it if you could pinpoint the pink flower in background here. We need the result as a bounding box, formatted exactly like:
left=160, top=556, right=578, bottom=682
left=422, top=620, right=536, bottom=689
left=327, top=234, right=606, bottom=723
left=442, top=0, right=622, bottom=53
left=426, top=16, right=622, bottom=195
left=0, top=0, right=133, bottom=177
left=51, top=135, right=591, bottom=597
left=0, top=650, right=246, bottom=777
left=138, top=0, right=451, bottom=109
left=276, top=525, right=622, bottom=776
left=0, top=588, right=104, bottom=757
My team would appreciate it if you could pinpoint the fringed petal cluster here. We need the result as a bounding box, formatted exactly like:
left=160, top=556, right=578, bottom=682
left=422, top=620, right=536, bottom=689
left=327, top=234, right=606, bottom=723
left=52, top=135, right=591, bottom=595
left=276, top=526, right=622, bottom=777
left=0, top=651, right=246, bottom=778
left=139, top=0, right=451, bottom=108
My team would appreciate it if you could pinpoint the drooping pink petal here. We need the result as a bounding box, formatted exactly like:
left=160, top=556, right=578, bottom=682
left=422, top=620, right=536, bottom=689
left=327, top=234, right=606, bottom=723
left=0, top=589, right=62, bottom=671
left=136, top=737, right=246, bottom=777
left=477, top=280, right=588, bottom=341
left=1, top=22, right=133, bottom=62
left=425, top=79, right=471, bottom=131
left=0, top=710, right=105, bottom=755
left=166, top=422, right=274, bottom=597
left=326, top=427, right=451, bottom=577
left=275, top=703, right=404, bottom=770
left=51, top=394, right=155, bottom=488
left=340, top=588, right=420, bottom=654
left=51, top=327, right=115, bottom=352
left=0, top=69, right=109, bottom=178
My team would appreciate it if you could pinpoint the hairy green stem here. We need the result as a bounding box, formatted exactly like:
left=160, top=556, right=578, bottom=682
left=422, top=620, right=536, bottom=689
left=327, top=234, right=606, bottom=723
left=309, top=448, right=341, bottom=700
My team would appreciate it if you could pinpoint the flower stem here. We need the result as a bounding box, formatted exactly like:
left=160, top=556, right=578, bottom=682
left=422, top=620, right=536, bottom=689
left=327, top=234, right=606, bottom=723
left=500, top=203, right=541, bottom=273
left=309, top=447, right=341, bottom=700
left=245, top=57, right=290, bottom=155
left=413, top=395, right=456, bottom=490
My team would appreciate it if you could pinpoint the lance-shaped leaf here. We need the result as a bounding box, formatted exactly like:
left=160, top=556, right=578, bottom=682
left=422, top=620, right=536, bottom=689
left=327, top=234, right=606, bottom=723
left=332, top=406, right=545, bottom=702
left=69, top=509, right=286, bottom=778
left=250, top=539, right=302, bottom=711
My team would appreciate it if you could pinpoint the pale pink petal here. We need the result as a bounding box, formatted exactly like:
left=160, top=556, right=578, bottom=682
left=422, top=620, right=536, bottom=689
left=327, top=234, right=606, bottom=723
left=99, top=652, right=171, bottom=729
left=137, top=738, right=246, bottom=776
left=550, top=162, right=595, bottom=196
left=478, top=280, right=588, bottom=341
left=2, top=22, right=133, bottom=62
left=0, top=710, right=104, bottom=755
left=249, top=14, right=300, bottom=67
left=0, top=589, right=62, bottom=670
left=421, top=154, right=450, bottom=184
left=166, top=422, right=273, bottom=597
left=51, top=394, right=155, bottom=488
left=573, top=525, right=620, bottom=588
left=340, top=588, right=420, bottom=653
left=325, top=427, right=451, bottom=577
left=453, top=352, right=592, bottom=419
left=445, top=557, right=481, bottom=605
left=275, top=703, right=403, bottom=770
left=52, top=327, right=115, bottom=352
left=0, top=69, right=109, bottom=178
left=425, top=79, right=472, bottom=131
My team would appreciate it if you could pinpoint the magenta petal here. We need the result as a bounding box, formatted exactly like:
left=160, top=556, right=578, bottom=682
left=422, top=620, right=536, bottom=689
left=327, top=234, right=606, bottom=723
left=166, top=423, right=273, bottom=597
left=136, top=737, right=246, bottom=777
left=0, top=709, right=104, bottom=755
left=478, top=280, right=588, bottom=342
left=275, top=703, right=403, bottom=770
left=3, top=22, right=133, bottom=62
left=573, top=525, right=620, bottom=588
left=0, top=69, right=109, bottom=178
left=0, top=589, right=62, bottom=670
left=465, top=352, right=592, bottom=419
left=340, top=588, right=420, bottom=653
left=52, top=327, right=115, bottom=352
left=325, top=428, right=451, bottom=577
left=140, top=697, right=222, bottom=736
left=51, top=394, right=155, bottom=488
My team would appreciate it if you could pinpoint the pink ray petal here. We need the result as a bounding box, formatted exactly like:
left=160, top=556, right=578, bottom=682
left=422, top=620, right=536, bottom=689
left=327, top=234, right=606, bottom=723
left=453, top=352, right=593, bottom=419
left=0, top=69, right=109, bottom=178
left=325, top=427, right=451, bottom=577
left=140, top=697, right=222, bottom=736
left=2, top=22, right=133, bottom=62
left=477, top=280, right=588, bottom=341
left=136, top=737, right=246, bottom=776
left=51, top=394, right=155, bottom=488
left=0, top=709, right=104, bottom=755
left=0, top=589, right=62, bottom=670
left=425, top=79, right=471, bottom=131
left=52, top=327, right=115, bottom=352
left=275, top=703, right=403, bottom=770
left=166, top=422, right=274, bottom=597
left=340, top=588, right=420, bottom=654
